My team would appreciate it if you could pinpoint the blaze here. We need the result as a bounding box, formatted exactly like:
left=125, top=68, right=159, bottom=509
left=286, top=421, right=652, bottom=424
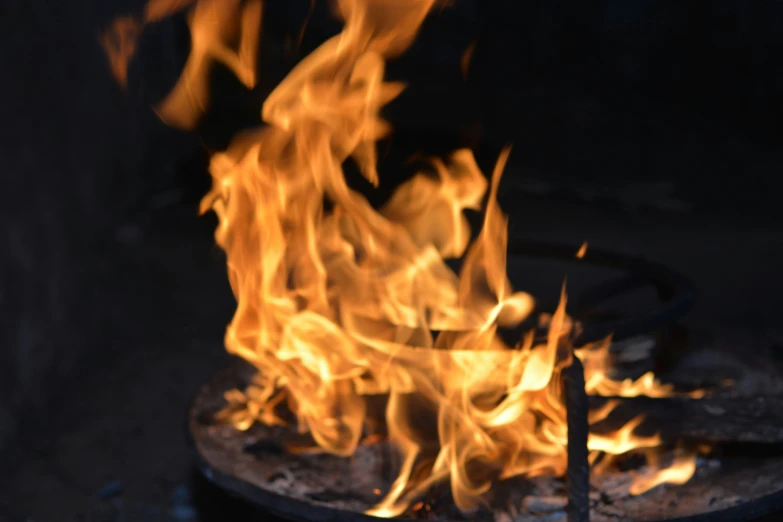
left=104, top=0, right=698, bottom=516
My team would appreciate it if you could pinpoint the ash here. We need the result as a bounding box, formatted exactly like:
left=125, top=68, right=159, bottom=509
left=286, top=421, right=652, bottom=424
left=192, top=358, right=783, bottom=522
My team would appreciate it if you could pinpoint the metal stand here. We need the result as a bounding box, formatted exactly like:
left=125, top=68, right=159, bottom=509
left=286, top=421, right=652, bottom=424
left=563, top=355, right=590, bottom=522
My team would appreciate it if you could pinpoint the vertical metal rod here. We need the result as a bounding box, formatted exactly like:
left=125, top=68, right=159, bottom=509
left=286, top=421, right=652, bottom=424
left=563, top=354, right=590, bottom=522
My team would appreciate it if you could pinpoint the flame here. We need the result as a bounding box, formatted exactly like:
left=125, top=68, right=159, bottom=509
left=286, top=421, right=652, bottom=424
left=576, top=242, right=587, bottom=259
left=101, top=0, right=261, bottom=129
left=625, top=445, right=698, bottom=496
left=100, top=0, right=195, bottom=88
left=104, top=0, right=700, bottom=515
left=460, top=41, right=476, bottom=80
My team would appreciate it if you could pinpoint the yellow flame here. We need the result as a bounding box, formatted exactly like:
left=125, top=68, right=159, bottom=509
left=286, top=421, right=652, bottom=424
left=576, top=242, right=587, bottom=259
left=104, top=0, right=699, bottom=516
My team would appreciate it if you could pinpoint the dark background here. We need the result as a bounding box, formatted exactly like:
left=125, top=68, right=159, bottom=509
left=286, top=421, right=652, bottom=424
left=1, top=0, right=782, bottom=520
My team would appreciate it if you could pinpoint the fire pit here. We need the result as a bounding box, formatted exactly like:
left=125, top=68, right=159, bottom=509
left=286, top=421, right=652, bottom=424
left=187, top=242, right=783, bottom=522
left=100, top=1, right=783, bottom=521
left=190, top=370, right=783, bottom=522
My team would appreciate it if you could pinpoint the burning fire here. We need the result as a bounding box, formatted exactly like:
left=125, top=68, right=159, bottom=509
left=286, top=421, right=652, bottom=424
left=104, top=0, right=699, bottom=516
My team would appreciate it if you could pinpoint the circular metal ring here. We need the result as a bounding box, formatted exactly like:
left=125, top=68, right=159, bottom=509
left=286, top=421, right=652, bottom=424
left=506, top=239, right=697, bottom=344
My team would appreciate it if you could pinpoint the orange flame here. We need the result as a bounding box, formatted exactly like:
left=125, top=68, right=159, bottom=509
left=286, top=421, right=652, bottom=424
left=104, top=0, right=699, bottom=515
left=460, top=41, right=476, bottom=79
left=100, top=0, right=196, bottom=88
left=629, top=447, right=697, bottom=496
left=101, top=0, right=261, bottom=129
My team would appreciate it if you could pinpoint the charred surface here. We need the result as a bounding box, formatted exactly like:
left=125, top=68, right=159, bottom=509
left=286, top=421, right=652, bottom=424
left=190, top=361, right=783, bottom=522
left=590, top=395, right=783, bottom=445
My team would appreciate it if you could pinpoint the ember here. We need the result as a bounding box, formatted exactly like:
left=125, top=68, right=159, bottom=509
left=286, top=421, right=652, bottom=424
left=104, top=0, right=712, bottom=519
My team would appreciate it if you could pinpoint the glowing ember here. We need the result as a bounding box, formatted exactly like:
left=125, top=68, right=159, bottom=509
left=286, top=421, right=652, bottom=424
left=104, top=0, right=699, bottom=516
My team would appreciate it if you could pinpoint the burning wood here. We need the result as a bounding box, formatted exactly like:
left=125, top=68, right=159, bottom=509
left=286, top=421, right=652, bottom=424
left=103, top=0, right=728, bottom=518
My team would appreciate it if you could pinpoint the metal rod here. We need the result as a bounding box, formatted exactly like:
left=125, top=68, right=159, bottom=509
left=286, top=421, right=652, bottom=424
left=563, top=354, right=590, bottom=522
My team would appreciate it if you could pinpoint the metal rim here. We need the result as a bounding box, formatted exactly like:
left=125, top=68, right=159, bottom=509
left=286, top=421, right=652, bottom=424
left=505, top=239, right=697, bottom=344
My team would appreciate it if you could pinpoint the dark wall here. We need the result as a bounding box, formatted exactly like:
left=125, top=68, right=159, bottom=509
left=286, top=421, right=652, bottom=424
left=463, top=0, right=783, bottom=137
left=0, top=1, right=198, bottom=452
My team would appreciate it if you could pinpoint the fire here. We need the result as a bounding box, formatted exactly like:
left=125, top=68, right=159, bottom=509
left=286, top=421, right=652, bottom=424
left=104, top=0, right=699, bottom=516
left=101, top=0, right=261, bottom=129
